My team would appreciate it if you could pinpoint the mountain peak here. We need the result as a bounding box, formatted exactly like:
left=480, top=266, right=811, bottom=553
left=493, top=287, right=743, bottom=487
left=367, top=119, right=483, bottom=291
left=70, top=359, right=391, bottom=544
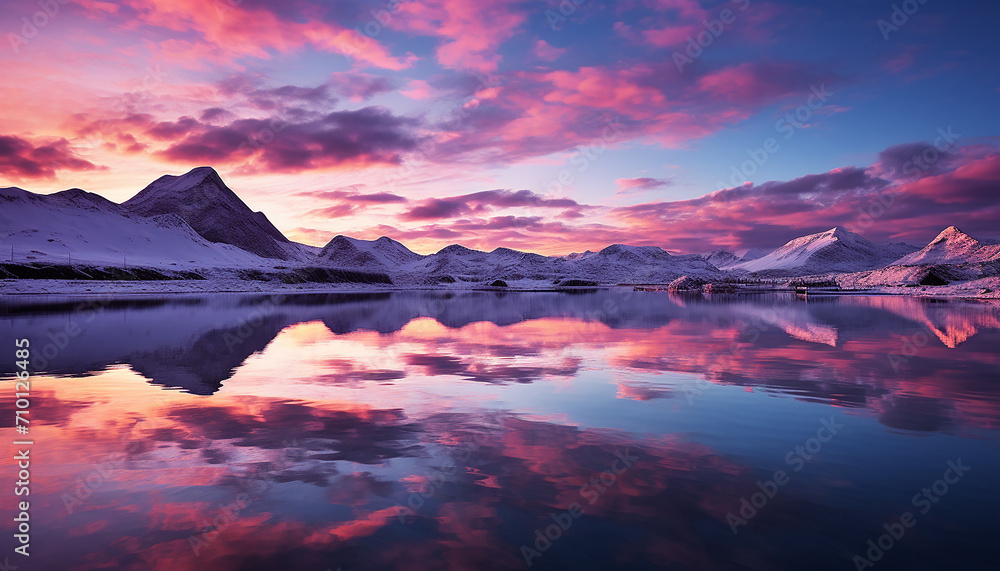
left=438, top=244, right=476, bottom=256
left=736, top=226, right=911, bottom=274
left=186, top=166, right=219, bottom=176
left=892, top=225, right=999, bottom=265
left=123, top=167, right=291, bottom=259
left=931, top=225, right=968, bottom=243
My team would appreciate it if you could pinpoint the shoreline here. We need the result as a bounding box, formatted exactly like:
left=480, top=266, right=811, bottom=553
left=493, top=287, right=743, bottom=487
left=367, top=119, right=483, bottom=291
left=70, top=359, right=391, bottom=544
left=1, top=279, right=997, bottom=301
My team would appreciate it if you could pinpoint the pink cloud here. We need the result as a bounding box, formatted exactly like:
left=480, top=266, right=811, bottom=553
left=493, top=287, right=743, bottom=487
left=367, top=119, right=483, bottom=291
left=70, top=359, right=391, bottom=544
left=400, top=80, right=438, bottom=100
left=696, top=62, right=804, bottom=104
left=74, top=0, right=414, bottom=70
left=426, top=60, right=832, bottom=162
left=533, top=40, right=568, bottom=62
left=393, top=0, right=527, bottom=72
left=616, top=177, right=672, bottom=194
left=307, top=141, right=1000, bottom=255
left=0, top=135, right=106, bottom=180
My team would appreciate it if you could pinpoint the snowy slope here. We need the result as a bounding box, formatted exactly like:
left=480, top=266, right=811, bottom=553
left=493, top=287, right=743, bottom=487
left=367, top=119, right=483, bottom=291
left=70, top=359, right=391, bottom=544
left=123, top=166, right=293, bottom=260
left=891, top=226, right=1000, bottom=265
left=563, top=244, right=718, bottom=283
left=319, top=235, right=423, bottom=270
left=704, top=249, right=741, bottom=269
left=733, top=227, right=917, bottom=275
left=10, top=167, right=993, bottom=291
left=0, top=186, right=270, bottom=269
left=737, top=248, right=768, bottom=263
left=317, top=240, right=722, bottom=285
left=404, top=244, right=556, bottom=279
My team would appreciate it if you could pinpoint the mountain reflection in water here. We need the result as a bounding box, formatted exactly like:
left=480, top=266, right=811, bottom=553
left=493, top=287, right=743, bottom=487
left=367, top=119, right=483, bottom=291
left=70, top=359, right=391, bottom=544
left=1, top=291, right=998, bottom=570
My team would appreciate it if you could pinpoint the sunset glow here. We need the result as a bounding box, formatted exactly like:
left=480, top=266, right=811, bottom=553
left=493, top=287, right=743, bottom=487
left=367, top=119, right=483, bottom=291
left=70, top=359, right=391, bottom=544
left=2, top=0, right=998, bottom=254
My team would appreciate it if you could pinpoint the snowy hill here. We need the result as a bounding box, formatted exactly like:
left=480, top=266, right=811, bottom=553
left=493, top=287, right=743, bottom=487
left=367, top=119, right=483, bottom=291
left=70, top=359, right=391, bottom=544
left=4, top=167, right=996, bottom=295
left=123, top=166, right=294, bottom=260
left=834, top=226, right=1000, bottom=293
left=563, top=244, right=718, bottom=283
left=319, top=235, right=423, bottom=270
left=405, top=244, right=556, bottom=281
left=737, top=248, right=768, bottom=263
left=0, top=185, right=269, bottom=269
left=733, top=227, right=917, bottom=275
left=891, top=226, right=1000, bottom=266
left=320, top=240, right=723, bottom=285
left=704, top=249, right=741, bottom=269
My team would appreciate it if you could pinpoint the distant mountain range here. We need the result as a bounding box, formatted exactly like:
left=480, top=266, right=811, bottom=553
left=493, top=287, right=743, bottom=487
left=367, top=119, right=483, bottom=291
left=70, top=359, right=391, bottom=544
left=2, top=166, right=999, bottom=290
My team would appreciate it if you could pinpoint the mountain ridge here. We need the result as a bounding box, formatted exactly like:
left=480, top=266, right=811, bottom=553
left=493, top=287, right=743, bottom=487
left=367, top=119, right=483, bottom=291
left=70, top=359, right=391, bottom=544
left=890, top=225, right=1000, bottom=266
left=4, top=168, right=997, bottom=292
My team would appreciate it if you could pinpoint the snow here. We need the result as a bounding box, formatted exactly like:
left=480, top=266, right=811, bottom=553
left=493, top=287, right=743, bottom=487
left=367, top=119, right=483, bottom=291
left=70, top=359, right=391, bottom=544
left=122, top=166, right=294, bottom=260
left=704, top=249, right=741, bottom=269
left=737, top=247, right=768, bottom=263
left=319, top=235, right=424, bottom=270
left=0, top=185, right=271, bottom=269
left=3, top=169, right=998, bottom=299
left=733, top=227, right=917, bottom=275
left=891, top=226, right=1000, bottom=265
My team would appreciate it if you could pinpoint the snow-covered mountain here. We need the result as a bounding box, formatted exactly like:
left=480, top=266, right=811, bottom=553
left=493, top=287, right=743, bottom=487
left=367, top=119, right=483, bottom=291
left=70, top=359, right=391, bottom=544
left=123, top=166, right=298, bottom=260
left=5, top=168, right=997, bottom=294
left=0, top=185, right=269, bottom=269
left=319, top=235, right=423, bottom=270
left=703, top=248, right=769, bottom=270
left=733, top=227, right=917, bottom=275
left=737, top=247, right=768, bottom=263
left=317, top=239, right=722, bottom=285
left=704, top=249, right=741, bottom=269
left=834, top=226, right=1000, bottom=292
left=891, top=226, right=1000, bottom=266
left=562, top=244, right=718, bottom=282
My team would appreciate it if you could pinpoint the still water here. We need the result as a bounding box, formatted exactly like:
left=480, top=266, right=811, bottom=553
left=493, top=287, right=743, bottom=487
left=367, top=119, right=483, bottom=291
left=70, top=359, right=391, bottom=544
left=1, top=290, right=998, bottom=570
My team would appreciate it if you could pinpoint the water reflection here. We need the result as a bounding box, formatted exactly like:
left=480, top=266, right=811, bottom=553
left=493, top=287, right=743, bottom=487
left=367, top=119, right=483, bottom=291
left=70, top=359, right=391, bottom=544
left=0, top=291, right=998, bottom=570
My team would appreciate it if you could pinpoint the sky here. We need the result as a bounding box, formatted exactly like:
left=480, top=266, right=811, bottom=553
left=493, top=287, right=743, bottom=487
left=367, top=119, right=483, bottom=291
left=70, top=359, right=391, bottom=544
left=0, top=0, right=998, bottom=255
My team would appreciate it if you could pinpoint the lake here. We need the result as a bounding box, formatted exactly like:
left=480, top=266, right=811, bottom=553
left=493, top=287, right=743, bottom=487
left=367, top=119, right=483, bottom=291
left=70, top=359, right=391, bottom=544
left=1, top=290, right=998, bottom=570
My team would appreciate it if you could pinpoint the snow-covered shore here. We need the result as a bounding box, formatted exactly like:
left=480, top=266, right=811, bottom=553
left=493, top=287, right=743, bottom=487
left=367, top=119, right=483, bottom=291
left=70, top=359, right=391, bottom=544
left=2, top=277, right=998, bottom=299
